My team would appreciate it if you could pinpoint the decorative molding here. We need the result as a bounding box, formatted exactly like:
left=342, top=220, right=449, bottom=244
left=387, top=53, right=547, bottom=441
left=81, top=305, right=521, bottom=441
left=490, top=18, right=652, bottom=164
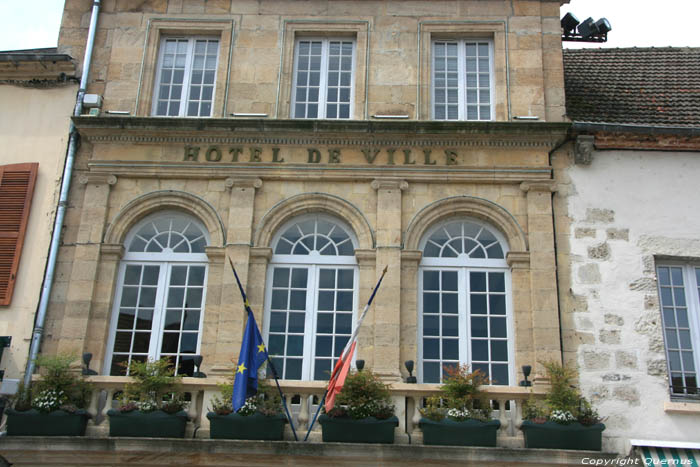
left=354, top=249, right=377, bottom=265
left=99, top=243, right=124, bottom=261
left=371, top=178, right=408, bottom=191
left=205, top=246, right=226, bottom=261
left=250, top=247, right=273, bottom=262
left=574, top=135, right=595, bottom=165
left=519, top=180, right=556, bottom=193
left=401, top=249, right=423, bottom=264
left=79, top=174, right=118, bottom=186
left=506, top=251, right=530, bottom=269
left=224, top=177, right=263, bottom=190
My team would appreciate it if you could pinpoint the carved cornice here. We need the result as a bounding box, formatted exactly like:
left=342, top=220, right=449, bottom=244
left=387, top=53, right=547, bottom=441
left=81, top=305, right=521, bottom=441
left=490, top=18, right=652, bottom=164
left=224, top=177, right=263, bottom=190
left=99, top=243, right=124, bottom=261
left=250, top=247, right=273, bottom=263
left=519, top=180, right=556, bottom=193
left=205, top=246, right=226, bottom=261
left=401, top=249, right=423, bottom=264
left=354, top=249, right=377, bottom=265
left=73, top=117, right=570, bottom=149
left=371, top=178, right=408, bottom=191
left=79, top=174, right=118, bottom=186
left=574, top=135, right=595, bottom=165
left=506, top=251, right=530, bottom=269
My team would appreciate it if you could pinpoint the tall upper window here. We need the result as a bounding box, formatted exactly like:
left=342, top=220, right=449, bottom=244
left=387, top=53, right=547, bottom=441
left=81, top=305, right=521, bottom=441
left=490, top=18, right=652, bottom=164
left=152, top=37, right=219, bottom=117
left=419, top=219, right=512, bottom=384
left=656, top=264, right=700, bottom=397
left=291, top=38, right=356, bottom=119
left=105, top=212, right=209, bottom=376
left=432, top=39, right=493, bottom=121
left=264, top=215, right=358, bottom=381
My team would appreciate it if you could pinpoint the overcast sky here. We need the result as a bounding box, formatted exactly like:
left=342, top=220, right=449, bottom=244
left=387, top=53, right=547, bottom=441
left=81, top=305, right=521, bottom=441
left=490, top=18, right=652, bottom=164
left=1, top=0, right=699, bottom=52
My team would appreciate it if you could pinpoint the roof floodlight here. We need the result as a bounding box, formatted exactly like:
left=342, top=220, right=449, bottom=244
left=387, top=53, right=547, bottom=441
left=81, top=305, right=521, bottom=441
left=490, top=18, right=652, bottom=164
left=594, top=18, right=612, bottom=35
left=577, top=17, right=599, bottom=38
left=561, top=13, right=580, bottom=34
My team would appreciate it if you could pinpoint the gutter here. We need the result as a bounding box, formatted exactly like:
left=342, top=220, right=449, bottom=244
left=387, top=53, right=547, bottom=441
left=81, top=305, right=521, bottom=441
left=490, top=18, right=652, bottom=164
left=24, top=0, right=102, bottom=387
left=572, top=121, right=700, bottom=136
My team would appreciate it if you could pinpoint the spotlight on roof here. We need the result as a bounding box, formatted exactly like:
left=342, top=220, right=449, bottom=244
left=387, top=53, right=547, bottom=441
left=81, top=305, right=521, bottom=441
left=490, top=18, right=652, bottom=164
left=561, top=14, right=612, bottom=43
left=578, top=17, right=598, bottom=38
left=561, top=12, right=580, bottom=35
left=594, top=18, right=612, bottom=35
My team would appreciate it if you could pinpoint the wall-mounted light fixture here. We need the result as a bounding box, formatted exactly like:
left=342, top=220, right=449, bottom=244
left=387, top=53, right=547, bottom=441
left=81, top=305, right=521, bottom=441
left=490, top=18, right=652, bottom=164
left=561, top=13, right=611, bottom=43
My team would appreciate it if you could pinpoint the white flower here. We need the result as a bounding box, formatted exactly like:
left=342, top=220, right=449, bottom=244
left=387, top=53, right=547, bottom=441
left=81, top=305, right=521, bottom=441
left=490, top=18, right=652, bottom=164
left=550, top=410, right=576, bottom=423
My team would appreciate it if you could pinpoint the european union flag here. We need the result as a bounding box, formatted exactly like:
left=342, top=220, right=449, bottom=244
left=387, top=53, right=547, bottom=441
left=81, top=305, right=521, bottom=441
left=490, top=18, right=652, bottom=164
left=232, top=311, right=269, bottom=412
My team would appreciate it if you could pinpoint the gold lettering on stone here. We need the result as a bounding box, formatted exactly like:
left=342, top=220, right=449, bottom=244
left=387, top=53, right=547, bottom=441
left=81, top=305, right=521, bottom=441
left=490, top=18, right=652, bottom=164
left=361, top=148, right=380, bottom=164
left=328, top=149, right=341, bottom=164
left=205, top=146, right=222, bottom=162
left=445, top=150, right=458, bottom=165
left=229, top=147, right=243, bottom=162
left=271, top=147, right=284, bottom=163
left=249, top=147, right=262, bottom=162
left=308, top=148, right=321, bottom=163
left=184, top=146, right=200, bottom=161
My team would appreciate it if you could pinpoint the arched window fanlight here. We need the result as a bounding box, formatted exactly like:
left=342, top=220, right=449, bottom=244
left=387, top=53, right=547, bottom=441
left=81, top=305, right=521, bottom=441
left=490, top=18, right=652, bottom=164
left=128, top=216, right=207, bottom=253
left=423, top=220, right=504, bottom=259
left=274, top=217, right=354, bottom=256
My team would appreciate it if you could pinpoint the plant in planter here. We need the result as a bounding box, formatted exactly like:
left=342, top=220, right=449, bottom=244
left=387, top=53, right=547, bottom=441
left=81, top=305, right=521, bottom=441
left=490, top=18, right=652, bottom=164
left=319, top=369, right=398, bottom=444
left=418, top=364, right=501, bottom=447
left=520, top=361, right=605, bottom=451
left=6, top=354, right=93, bottom=436
left=206, top=376, right=286, bottom=440
left=107, top=358, right=189, bottom=438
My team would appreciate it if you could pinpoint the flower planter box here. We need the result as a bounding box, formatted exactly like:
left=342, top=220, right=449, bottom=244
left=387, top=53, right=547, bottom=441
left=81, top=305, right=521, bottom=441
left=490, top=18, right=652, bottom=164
left=521, top=420, right=605, bottom=451
left=206, top=412, right=286, bottom=440
left=107, top=409, right=188, bottom=438
left=419, top=417, right=501, bottom=447
left=6, top=408, right=90, bottom=436
left=318, top=414, right=398, bottom=444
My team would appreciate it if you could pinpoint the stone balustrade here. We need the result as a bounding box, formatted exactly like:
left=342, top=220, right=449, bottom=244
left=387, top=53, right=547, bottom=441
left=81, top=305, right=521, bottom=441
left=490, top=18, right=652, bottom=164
left=79, top=376, right=545, bottom=445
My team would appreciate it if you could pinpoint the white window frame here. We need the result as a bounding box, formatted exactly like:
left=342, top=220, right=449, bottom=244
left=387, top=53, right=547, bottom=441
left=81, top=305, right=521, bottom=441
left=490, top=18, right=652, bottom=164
left=417, top=218, right=514, bottom=385
left=290, top=37, right=357, bottom=119
left=264, top=214, right=359, bottom=381
left=103, top=212, right=210, bottom=376
left=656, top=262, right=700, bottom=398
left=151, top=36, right=220, bottom=117
left=431, top=39, right=495, bottom=121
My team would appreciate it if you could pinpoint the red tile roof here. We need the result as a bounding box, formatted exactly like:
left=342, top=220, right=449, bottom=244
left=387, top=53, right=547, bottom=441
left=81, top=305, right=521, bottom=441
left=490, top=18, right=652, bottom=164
left=563, top=47, right=700, bottom=127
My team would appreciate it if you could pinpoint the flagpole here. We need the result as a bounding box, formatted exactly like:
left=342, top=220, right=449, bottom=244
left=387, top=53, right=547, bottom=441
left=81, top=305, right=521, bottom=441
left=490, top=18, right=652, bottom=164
left=303, top=265, right=388, bottom=441
left=228, top=257, right=299, bottom=441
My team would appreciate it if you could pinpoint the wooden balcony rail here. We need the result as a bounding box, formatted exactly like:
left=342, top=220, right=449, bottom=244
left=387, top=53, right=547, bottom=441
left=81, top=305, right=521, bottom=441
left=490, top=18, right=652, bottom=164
left=77, top=376, right=545, bottom=445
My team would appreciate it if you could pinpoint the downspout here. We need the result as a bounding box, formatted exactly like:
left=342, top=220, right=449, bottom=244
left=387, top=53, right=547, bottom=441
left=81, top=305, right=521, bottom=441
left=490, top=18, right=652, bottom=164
left=24, top=0, right=102, bottom=387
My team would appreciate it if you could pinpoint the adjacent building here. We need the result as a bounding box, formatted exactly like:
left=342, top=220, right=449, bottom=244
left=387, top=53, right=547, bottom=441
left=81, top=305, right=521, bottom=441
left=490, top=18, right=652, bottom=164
left=0, top=48, right=76, bottom=385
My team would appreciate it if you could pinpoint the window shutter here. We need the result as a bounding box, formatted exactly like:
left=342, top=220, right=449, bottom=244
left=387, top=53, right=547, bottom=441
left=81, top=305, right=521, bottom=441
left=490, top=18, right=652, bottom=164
left=0, top=163, right=38, bottom=306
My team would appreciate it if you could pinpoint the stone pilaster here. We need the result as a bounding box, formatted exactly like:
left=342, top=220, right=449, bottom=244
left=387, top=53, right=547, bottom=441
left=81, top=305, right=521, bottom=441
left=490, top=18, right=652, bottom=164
left=354, top=248, right=377, bottom=367
left=400, top=249, right=422, bottom=380
left=210, top=177, right=262, bottom=375
left=371, top=178, right=408, bottom=381
left=57, top=174, right=117, bottom=356
left=520, top=181, right=561, bottom=382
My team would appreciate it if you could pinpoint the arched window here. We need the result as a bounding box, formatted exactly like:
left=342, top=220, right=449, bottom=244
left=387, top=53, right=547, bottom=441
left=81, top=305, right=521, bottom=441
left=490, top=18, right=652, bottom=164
left=105, top=211, right=209, bottom=376
left=264, top=214, right=358, bottom=381
left=418, top=218, right=513, bottom=385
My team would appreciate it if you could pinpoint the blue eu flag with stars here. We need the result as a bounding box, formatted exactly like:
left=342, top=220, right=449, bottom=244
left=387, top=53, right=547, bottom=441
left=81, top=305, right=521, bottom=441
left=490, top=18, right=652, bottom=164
left=232, top=311, right=269, bottom=412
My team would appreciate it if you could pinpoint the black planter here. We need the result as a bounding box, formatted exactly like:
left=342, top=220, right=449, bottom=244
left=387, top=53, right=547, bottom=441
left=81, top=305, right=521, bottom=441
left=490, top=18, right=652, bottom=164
left=107, top=409, right=188, bottom=438
left=419, top=417, right=501, bottom=447
left=206, top=412, right=286, bottom=440
left=6, top=408, right=90, bottom=436
left=318, top=414, right=398, bottom=443
left=521, top=420, right=605, bottom=451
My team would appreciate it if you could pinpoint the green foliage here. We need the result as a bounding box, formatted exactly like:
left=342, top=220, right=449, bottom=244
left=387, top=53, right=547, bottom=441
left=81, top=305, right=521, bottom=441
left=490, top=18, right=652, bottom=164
left=119, top=358, right=185, bottom=412
left=332, top=370, right=395, bottom=420
left=523, top=361, right=602, bottom=426
left=420, top=364, right=492, bottom=422
left=14, top=354, right=93, bottom=412
left=209, top=367, right=282, bottom=416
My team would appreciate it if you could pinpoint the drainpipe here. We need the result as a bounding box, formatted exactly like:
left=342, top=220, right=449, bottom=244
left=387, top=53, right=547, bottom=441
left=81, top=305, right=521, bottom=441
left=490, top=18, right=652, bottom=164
left=24, top=0, right=102, bottom=388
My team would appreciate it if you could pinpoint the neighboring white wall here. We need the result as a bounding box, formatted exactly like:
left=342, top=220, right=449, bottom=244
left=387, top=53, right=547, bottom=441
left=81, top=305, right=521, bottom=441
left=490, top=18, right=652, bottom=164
left=564, top=149, right=700, bottom=454
left=0, top=84, right=77, bottom=380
